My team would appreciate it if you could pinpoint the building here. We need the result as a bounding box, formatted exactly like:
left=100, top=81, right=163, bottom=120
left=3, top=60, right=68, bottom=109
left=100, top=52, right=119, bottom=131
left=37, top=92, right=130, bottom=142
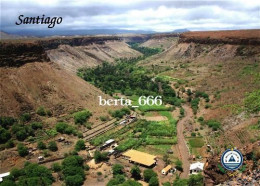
left=161, top=165, right=172, bottom=175
left=122, top=149, right=157, bottom=167
left=190, top=162, right=204, bottom=174
left=0, top=172, right=10, bottom=182
left=100, top=139, right=115, bottom=150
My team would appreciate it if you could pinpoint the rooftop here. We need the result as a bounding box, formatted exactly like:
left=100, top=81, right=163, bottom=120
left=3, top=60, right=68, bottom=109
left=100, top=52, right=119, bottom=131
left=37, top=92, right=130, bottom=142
left=162, top=165, right=172, bottom=172
left=104, top=139, right=114, bottom=145
left=190, top=162, right=204, bottom=170
left=123, top=149, right=156, bottom=167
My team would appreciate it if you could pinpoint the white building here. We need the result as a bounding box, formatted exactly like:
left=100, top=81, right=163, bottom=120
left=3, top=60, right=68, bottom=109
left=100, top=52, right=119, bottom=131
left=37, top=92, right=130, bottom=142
left=0, top=172, right=10, bottom=182
left=189, top=162, right=204, bottom=174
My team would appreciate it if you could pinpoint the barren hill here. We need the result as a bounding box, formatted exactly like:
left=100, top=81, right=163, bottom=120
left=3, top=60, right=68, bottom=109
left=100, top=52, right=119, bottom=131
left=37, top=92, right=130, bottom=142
left=47, top=40, right=142, bottom=73
left=0, top=61, right=115, bottom=118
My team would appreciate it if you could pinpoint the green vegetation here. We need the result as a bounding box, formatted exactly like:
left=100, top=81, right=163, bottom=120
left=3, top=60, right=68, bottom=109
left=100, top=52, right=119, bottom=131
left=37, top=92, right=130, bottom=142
left=75, top=140, right=86, bottom=151
left=55, top=122, right=77, bottom=135
left=188, top=137, right=204, bottom=148
left=91, top=119, right=177, bottom=154
left=20, top=113, right=31, bottom=122
left=100, top=115, right=109, bottom=121
left=112, top=164, right=124, bottom=175
left=206, top=120, right=221, bottom=131
left=0, top=116, right=17, bottom=128
left=52, top=162, right=62, bottom=172
left=107, top=175, right=125, bottom=186
left=128, top=42, right=162, bottom=57
left=1, top=163, right=54, bottom=185
left=149, top=176, right=159, bottom=186
left=173, top=174, right=203, bottom=186
left=143, top=169, right=157, bottom=182
left=78, top=44, right=179, bottom=107
left=131, top=166, right=141, bottom=180
left=61, top=155, right=85, bottom=186
left=195, top=91, right=209, bottom=102
left=17, top=143, right=29, bottom=157
left=74, top=110, right=92, bottom=125
left=37, top=141, right=46, bottom=150
left=110, top=108, right=130, bottom=118
left=180, top=107, right=185, bottom=118
left=175, top=159, right=183, bottom=171
left=36, top=106, right=47, bottom=116
left=94, top=151, right=109, bottom=163
left=244, top=89, right=260, bottom=113
left=191, top=98, right=200, bottom=114
left=30, top=122, right=43, bottom=130
left=48, top=141, right=58, bottom=152
left=0, top=127, right=11, bottom=143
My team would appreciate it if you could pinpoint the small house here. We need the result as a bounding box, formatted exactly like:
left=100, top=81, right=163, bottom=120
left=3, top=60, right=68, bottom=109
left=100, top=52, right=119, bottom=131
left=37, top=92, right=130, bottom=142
left=161, top=165, right=172, bottom=175
left=190, top=162, right=204, bottom=174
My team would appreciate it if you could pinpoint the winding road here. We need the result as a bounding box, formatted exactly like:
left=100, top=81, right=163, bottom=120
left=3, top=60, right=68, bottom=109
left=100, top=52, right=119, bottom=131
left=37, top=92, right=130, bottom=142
left=177, top=104, right=193, bottom=178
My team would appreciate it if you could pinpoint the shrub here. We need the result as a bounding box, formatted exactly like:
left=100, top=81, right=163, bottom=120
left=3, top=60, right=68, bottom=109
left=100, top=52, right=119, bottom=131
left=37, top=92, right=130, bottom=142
left=100, top=115, right=109, bottom=121
left=130, top=166, right=141, bottom=180
left=110, top=108, right=130, bottom=118
left=31, top=122, right=43, bottom=130
left=188, top=173, right=203, bottom=186
left=107, top=175, right=126, bottom=186
left=149, top=176, right=159, bottom=186
left=112, top=164, right=124, bottom=176
left=48, top=141, right=58, bottom=151
left=175, top=159, right=183, bottom=171
left=62, top=155, right=85, bottom=186
left=205, top=104, right=212, bottom=109
left=20, top=113, right=31, bottom=122
left=94, top=151, right=109, bottom=163
left=16, top=129, right=28, bottom=141
left=5, top=163, right=54, bottom=185
left=56, top=122, right=77, bottom=135
left=75, top=140, right=86, bottom=151
left=191, top=132, right=196, bottom=137
left=74, top=110, right=92, bottom=125
left=37, top=141, right=46, bottom=150
left=191, top=98, right=200, bottom=114
left=0, top=116, right=17, bottom=129
left=180, top=107, right=185, bottom=117
left=0, top=127, right=11, bottom=144
left=143, top=169, right=157, bottom=182
left=5, top=139, right=15, bottom=148
left=17, top=143, right=29, bottom=157
left=206, top=120, right=221, bottom=131
left=52, top=163, right=62, bottom=172
left=36, top=106, right=46, bottom=116
left=244, top=90, right=260, bottom=113
left=198, top=117, right=204, bottom=123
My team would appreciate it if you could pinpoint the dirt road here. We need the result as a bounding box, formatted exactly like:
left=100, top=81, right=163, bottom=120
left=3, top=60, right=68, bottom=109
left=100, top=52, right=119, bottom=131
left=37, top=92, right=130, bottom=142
left=177, top=104, right=192, bottom=178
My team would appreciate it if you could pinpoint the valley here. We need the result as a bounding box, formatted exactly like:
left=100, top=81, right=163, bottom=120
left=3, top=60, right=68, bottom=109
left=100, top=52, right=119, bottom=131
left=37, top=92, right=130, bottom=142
left=0, top=30, right=259, bottom=186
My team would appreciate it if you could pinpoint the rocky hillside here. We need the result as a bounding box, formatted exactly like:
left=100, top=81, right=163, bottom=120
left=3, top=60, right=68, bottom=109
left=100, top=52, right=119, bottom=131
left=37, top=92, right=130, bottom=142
left=47, top=40, right=142, bottom=73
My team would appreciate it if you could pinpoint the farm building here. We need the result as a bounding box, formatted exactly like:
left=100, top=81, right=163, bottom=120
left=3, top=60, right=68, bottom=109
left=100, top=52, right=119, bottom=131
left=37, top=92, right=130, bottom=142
left=0, top=172, right=10, bottom=182
left=161, top=165, right=172, bottom=175
left=122, top=149, right=157, bottom=167
left=190, top=162, right=204, bottom=174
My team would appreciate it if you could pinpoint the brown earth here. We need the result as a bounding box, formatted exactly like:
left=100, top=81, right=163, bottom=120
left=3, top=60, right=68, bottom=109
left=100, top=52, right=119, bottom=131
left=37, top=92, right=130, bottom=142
left=0, top=61, right=116, bottom=118
left=47, top=40, right=142, bottom=73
